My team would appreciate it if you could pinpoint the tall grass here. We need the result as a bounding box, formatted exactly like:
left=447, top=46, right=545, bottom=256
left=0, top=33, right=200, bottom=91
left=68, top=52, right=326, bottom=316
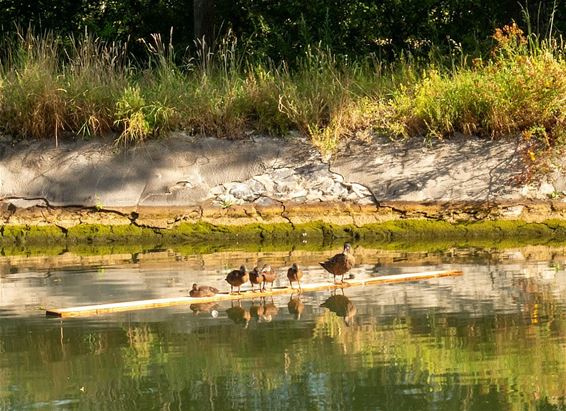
left=384, top=23, right=566, bottom=150
left=1, top=25, right=566, bottom=157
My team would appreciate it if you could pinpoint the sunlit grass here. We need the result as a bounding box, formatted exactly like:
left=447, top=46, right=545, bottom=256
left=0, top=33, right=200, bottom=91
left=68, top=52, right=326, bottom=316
left=1, top=24, right=566, bottom=156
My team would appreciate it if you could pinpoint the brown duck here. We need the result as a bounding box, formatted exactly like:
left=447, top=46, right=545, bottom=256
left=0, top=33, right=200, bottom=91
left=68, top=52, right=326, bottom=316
left=189, top=283, right=219, bottom=298
left=320, top=243, right=355, bottom=283
left=249, top=266, right=264, bottom=292
left=320, top=294, right=357, bottom=326
left=225, top=265, right=249, bottom=294
left=260, top=265, right=277, bottom=291
left=287, top=263, right=303, bottom=291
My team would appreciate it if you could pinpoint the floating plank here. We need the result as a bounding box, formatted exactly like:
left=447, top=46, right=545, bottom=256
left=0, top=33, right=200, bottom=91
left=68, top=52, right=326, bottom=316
left=45, top=269, right=462, bottom=318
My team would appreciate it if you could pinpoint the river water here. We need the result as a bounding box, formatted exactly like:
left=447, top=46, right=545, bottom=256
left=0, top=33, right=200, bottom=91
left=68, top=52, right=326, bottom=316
left=1, top=245, right=566, bottom=410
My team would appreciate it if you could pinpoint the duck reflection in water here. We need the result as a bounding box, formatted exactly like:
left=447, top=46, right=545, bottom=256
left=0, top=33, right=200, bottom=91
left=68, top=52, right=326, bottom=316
left=320, top=291, right=357, bottom=326
left=189, top=302, right=219, bottom=318
left=249, top=298, right=265, bottom=322
left=288, top=294, right=305, bottom=320
left=226, top=300, right=251, bottom=328
left=250, top=297, right=279, bottom=322
left=261, top=297, right=279, bottom=322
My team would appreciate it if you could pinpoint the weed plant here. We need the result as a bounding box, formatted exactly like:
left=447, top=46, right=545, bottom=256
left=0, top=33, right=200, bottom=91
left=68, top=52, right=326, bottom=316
left=0, top=25, right=565, bottom=157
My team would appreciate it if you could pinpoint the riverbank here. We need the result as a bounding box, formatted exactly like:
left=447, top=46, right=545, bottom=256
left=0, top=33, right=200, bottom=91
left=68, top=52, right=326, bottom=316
left=2, top=131, right=566, bottom=246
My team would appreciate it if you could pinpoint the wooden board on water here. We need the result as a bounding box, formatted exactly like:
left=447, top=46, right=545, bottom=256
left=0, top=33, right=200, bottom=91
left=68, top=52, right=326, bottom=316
left=45, top=269, right=463, bottom=318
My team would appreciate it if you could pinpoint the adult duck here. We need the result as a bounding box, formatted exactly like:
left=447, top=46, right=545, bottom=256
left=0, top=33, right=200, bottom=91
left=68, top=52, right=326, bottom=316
left=320, top=243, right=355, bottom=283
left=249, top=266, right=264, bottom=292
left=225, top=265, right=249, bottom=294
left=287, top=263, right=303, bottom=291
left=189, top=283, right=219, bottom=298
left=260, top=265, right=277, bottom=291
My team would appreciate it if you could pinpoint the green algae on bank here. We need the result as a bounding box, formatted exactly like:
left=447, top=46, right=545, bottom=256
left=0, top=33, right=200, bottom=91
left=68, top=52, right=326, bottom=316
left=4, top=219, right=566, bottom=248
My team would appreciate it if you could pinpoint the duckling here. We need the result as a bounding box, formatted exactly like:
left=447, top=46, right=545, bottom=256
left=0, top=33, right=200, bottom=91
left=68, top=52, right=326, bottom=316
left=287, top=295, right=305, bottom=320
left=320, top=294, right=357, bottom=326
left=226, top=301, right=251, bottom=328
left=225, top=265, right=249, bottom=294
left=287, top=263, right=303, bottom=291
left=249, top=266, right=264, bottom=292
left=260, top=264, right=277, bottom=291
left=189, top=283, right=219, bottom=298
left=320, top=243, right=355, bottom=284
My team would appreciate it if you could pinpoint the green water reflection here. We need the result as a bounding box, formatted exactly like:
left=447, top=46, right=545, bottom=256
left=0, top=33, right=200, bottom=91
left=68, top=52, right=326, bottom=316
left=2, top=247, right=566, bottom=410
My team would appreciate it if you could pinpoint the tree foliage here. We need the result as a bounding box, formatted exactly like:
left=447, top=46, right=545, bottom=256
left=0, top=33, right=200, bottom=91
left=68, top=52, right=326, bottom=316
left=0, top=1, right=563, bottom=61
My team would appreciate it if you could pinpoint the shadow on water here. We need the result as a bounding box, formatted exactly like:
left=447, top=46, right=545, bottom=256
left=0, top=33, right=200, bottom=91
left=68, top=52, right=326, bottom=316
left=3, top=241, right=566, bottom=409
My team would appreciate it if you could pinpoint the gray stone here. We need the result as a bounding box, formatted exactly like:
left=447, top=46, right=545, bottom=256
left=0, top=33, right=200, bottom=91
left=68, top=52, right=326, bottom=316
left=288, top=188, right=309, bottom=199
left=215, top=193, right=243, bottom=207
left=227, top=183, right=255, bottom=200
left=271, top=167, right=295, bottom=181
left=252, top=174, right=275, bottom=193
left=243, top=178, right=267, bottom=196
left=350, top=183, right=372, bottom=197
left=316, top=177, right=337, bottom=193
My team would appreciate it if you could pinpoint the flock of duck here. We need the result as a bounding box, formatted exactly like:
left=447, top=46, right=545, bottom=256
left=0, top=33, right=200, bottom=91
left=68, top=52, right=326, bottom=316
left=188, top=243, right=357, bottom=327
left=189, top=243, right=356, bottom=298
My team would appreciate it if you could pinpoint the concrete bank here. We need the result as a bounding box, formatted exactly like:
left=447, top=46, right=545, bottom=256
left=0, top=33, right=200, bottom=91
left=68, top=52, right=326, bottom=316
left=2, top=132, right=566, bottom=245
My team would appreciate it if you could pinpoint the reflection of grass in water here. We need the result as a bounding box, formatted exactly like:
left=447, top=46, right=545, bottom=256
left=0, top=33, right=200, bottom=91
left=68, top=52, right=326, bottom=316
left=4, top=235, right=566, bottom=258
left=3, top=218, right=566, bottom=258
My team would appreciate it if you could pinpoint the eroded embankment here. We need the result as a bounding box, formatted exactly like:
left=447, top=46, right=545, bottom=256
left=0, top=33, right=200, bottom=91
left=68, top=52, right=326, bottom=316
left=4, top=200, right=566, bottom=246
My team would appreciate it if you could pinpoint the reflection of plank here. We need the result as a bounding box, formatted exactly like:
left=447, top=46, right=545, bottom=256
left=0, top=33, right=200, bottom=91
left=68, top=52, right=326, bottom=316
left=45, top=270, right=463, bottom=318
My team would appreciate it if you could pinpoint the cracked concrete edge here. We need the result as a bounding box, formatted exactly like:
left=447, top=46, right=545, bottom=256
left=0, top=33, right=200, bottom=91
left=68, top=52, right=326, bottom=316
left=4, top=198, right=566, bottom=235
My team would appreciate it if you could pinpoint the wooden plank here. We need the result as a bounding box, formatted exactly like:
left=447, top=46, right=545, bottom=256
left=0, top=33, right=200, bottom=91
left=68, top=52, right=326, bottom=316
left=45, top=269, right=463, bottom=318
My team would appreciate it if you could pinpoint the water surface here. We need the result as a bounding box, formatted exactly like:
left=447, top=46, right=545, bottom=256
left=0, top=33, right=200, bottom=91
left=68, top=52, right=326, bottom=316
left=1, top=245, right=566, bottom=410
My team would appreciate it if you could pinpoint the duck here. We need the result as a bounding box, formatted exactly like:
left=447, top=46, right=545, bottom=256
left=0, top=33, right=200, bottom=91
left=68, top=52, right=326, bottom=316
left=225, top=265, right=249, bottom=294
left=320, top=243, right=355, bottom=284
left=260, top=264, right=277, bottom=291
left=189, top=283, right=219, bottom=298
left=287, top=295, right=305, bottom=320
left=249, top=266, right=264, bottom=292
left=287, top=263, right=303, bottom=291
left=320, top=293, right=357, bottom=326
